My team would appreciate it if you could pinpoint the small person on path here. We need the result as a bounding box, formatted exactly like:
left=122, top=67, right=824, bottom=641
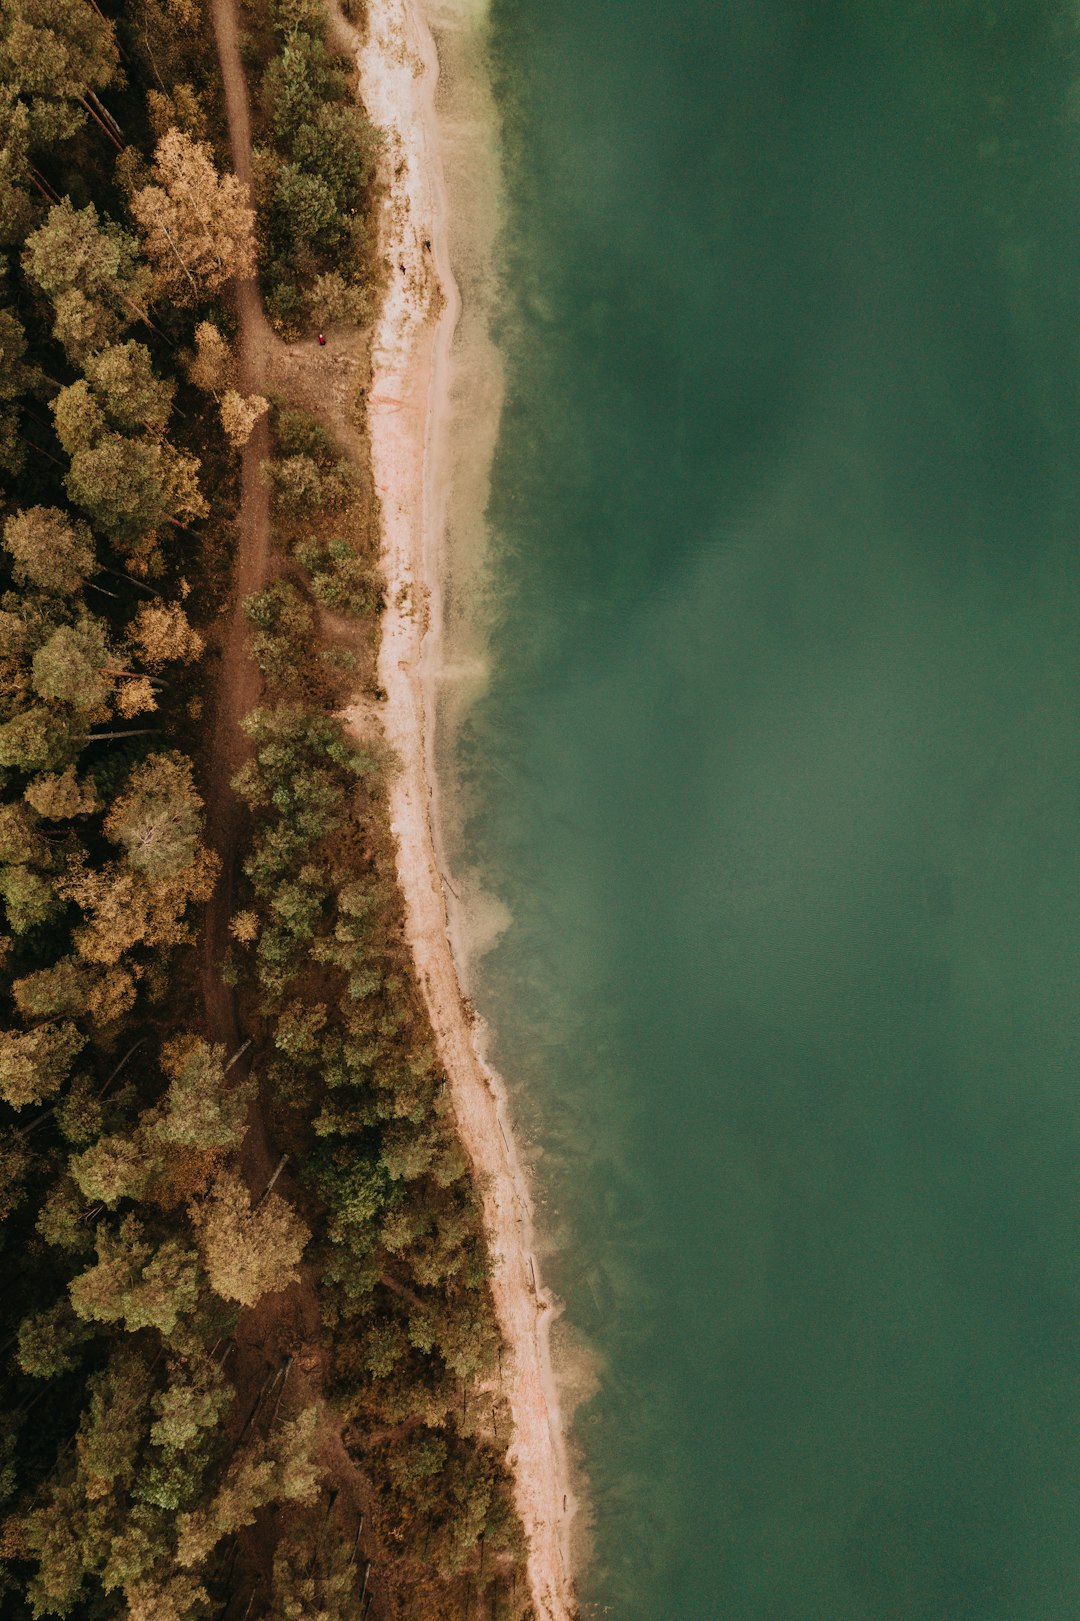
left=318, top=333, right=326, bottom=346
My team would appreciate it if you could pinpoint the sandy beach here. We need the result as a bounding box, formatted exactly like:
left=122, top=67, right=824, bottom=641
left=351, top=2, right=578, bottom=1616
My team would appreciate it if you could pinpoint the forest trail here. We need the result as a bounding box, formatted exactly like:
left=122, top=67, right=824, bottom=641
left=199, top=0, right=389, bottom=1612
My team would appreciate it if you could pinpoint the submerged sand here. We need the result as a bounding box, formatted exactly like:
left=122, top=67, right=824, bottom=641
left=350, top=1, right=578, bottom=1615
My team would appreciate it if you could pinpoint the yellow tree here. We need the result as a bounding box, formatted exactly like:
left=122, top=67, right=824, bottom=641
left=132, top=131, right=255, bottom=306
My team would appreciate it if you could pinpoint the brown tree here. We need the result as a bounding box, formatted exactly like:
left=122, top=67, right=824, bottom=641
left=186, top=319, right=232, bottom=393
left=129, top=601, right=203, bottom=670
left=220, top=389, right=268, bottom=448
left=63, top=849, right=218, bottom=964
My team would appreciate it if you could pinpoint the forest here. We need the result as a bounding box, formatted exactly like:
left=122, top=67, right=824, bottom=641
left=0, top=0, right=532, bottom=1614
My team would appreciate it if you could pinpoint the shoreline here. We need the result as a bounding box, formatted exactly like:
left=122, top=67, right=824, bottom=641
left=351, top=3, right=579, bottom=1618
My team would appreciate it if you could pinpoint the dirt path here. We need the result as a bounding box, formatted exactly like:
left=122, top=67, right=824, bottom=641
left=201, top=0, right=273, bottom=1050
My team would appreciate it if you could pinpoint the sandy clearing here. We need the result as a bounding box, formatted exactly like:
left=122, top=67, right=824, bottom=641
left=350, top=2, right=579, bottom=1616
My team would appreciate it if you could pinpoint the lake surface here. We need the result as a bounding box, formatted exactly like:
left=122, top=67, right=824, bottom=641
left=451, top=2, right=1080, bottom=1614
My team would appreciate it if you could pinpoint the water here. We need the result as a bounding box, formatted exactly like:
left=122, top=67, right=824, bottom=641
left=448, top=2, right=1080, bottom=1614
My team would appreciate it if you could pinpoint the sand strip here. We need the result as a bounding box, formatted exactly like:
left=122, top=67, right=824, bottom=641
left=352, top=2, right=578, bottom=1617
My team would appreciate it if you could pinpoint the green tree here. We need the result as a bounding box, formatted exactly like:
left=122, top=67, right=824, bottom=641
left=0, top=799, right=49, bottom=863
left=105, top=752, right=205, bottom=880
left=150, top=1352, right=230, bottom=1452
left=176, top=1407, right=322, bottom=1567
left=16, top=1472, right=96, bottom=1619
left=71, top=1129, right=155, bottom=1206
left=272, top=164, right=342, bottom=248
left=22, top=199, right=151, bottom=359
left=16, top=1299, right=88, bottom=1377
left=0, top=860, right=58, bottom=931
left=0, top=0, right=119, bottom=147
left=62, top=431, right=206, bottom=551
left=31, top=617, right=111, bottom=710
left=51, top=377, right=106, bottom=453
left=154, top=1035, right=253, bottom=1150
left=186, top=319, right=232, bottom=393
left=69, top=1214, right=200, bottom=1335
left=84, top=340, right=175, bottom=435
left=0, top=1135, right=31, bottom=1220
left=297, top=537, right=375, bottom=616
left=0, top=703, right=83, bottom=771
left=36, top=1172, right=93, bottom=1252
left=0, top=1020, right=84, bottom=1108
left=77, top=1346, right=154, bottom=1496
left=271, top=1524, right=360, bottom=1621
left=0, top=96, right=34, bottom=247
left=262, top=35, right=333, bottom=145
left=289, top=101, right=379, bottom=210
left=0, top=300, right=31, bottom=472
left=245, top=580, right=316, bottom=687
left=192, top=1168, right=309, bottom=1306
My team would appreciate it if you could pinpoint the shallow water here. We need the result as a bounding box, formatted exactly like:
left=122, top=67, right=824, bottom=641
left=449, top=2, right=1080, bottom=1614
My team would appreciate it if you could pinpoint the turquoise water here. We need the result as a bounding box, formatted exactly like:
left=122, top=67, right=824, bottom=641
left=458, top=3, right=1080, bottom=1615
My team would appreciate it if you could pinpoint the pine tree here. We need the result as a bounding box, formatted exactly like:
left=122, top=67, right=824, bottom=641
left=16, top=1301, right=87, bottom=1378
left=31, top=618, right=111, bottom=710
left=0, top=0, right=119, bottom=147
left=84, top=340, right=175, bottom=435
left=69, top=1215, right=201, bottom=1336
